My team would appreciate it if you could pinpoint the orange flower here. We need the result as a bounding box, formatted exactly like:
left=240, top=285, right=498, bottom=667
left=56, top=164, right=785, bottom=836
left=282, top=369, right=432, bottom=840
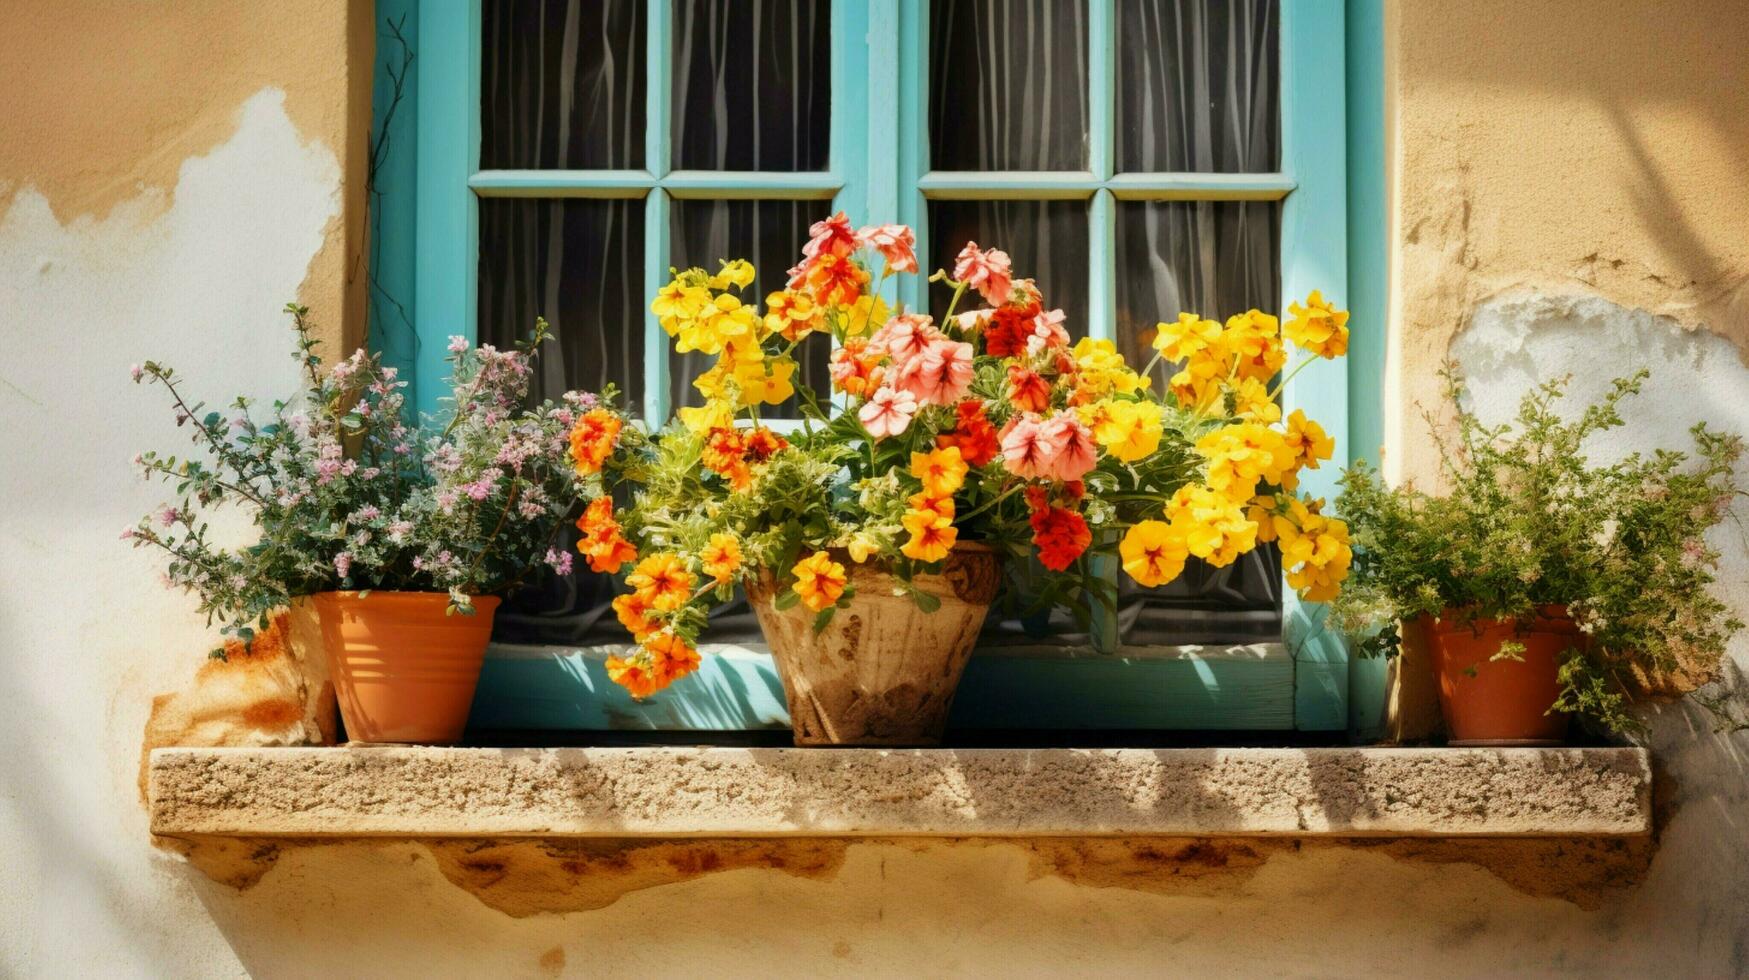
left=569, top=409, right=622, bottom=475
left=625, top=553, right=695, bottom=611
left=699, top=533, right=744, bottom=585
left=613, top=590, right=659, bottom=639
left=1028, top=497, right=1091, bottom=572
left=907, top=490, right=955, bottom=521
left=645, top=630, right=702, bottom=683
left=791, top=550, right=848, bottom=612
left=764, top=289, right=823, bottom=342
left=804, top=252, right=870, bottom=307
left=575, top=497, right=639, bottom=574
left=702, top=426, right=752, bottom=490
left=605, top=655, right=661, bottom=699
left=900, top=508, right=959, bottom=563
left=829, top=337, right=886, bottom=397
left=936, top=400, right=1000, bottom=467
left=743, top=427, right=789, bottom=463
left=910, top=445, right=968, bottom=497
left=1006, top=364, right=1053, bottom=414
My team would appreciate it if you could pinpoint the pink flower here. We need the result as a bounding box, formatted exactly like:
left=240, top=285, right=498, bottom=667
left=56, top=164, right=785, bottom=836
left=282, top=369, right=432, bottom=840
left=999, top=414, right=1052, bottom=479
left=119, top=526, right=137, bottom=541
left=447, top=335, right=469, bottom=354
left=953, top=242, right=1014, bottom=307
left=334, top=552, right=354, bottom=580
left=895, top=339, right=975, bottom=407
left=857, top=223, right=918, bottom=274
left=870, top=313, right=941, bottom=370
left=1039, top=411, right=1098, bottom=482
left=129, top=364, right=143, bottom=382
left=858, top=385, right=919, bottom=440
left=156, top=505, right=180, bottom=528
left=1030, top=309, right=1071, bottom=352
left=545, top=548, right=574, bottom=576
left=788, top=212, right=861, bottom=288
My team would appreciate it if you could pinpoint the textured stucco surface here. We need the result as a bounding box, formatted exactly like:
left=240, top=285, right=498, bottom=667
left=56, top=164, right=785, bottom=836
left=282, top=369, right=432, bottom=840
left=148, top=746, right=1653, bottom=839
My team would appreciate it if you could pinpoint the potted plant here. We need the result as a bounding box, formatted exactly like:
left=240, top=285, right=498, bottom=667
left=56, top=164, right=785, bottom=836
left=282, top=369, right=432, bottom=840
left=125, top=305, right=588, bottom=744
left=1334, top=369, right=1742, bottom=743
left=573, top=214, right=1354, bottom=745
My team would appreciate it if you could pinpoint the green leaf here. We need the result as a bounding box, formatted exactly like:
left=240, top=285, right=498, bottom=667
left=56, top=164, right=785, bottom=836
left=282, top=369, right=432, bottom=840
left=811, top=605, right=837, bottom=634
left=910, top=589, right=941, bottom=614
left=774, top=589, right=801, bottom=611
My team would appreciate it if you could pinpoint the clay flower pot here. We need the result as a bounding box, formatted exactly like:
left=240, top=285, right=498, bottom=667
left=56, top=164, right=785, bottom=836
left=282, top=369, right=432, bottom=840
left=311, top=591, right=500, bottom=744
left=1428, top=606, right=1577, bottom=746
left=746, top=543, right=1001, bottom=746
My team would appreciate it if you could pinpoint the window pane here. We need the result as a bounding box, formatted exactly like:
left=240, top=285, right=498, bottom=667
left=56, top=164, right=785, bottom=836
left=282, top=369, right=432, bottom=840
left=481, top=0, right=647, bottom=170
left=928, top=200, right=1088, bottom=334
left=668, top=199, right=831, bottom=415
left=671, top=0, right=831, bottom=172
left=1116, top=0, right=1279, bottom=173
left=1115, top=199, right=1282, bottom=643
left=478, top=198, right=646, bottom=646
left=478, top=198, right=646, bottom=405
left=929, top=0, right=1088, bottom=171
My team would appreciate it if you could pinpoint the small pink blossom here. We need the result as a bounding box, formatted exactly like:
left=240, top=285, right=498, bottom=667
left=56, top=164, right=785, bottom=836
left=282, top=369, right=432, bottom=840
left=857, top=223, right=918, bottom=274
left=895, top=338, right=975, bottom=407
left=999, top=414, right=1052, bottom=479
left=355, top=505, right=381, bottom=522
left=448, top=335, right=469, bottom=354
left=1039, top=411, right=1098, bottom=482
left=129, top=364, right=143, bottom=382
left=333, top=552, right=353, bottom=580
left=858, top=385, right=918, bottom=440
left=119, top=526, right=137, bottom=541
left=953, top=242, right=1014, bottom=307
left=870, top=313, right=940, bottom=370
left=156, top=505, right=180, bottom=528
left=544, top=548, right=574, bottom=576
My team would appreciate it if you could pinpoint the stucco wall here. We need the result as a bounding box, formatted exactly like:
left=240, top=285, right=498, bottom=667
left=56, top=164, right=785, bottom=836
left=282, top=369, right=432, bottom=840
left=2, top=1, right=1748, bottom=977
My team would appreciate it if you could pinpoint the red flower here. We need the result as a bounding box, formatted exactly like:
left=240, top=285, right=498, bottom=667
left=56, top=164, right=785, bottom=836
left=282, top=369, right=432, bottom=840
left=744, top=427, right=789, bottom=463
left=1006, top=363, right=1053, bottom=414
left=1029, top=503, right=1092, bottom=572
left=937, top=400, right=1000, bottom=467
left=984, top=301, right=1042, bottom=358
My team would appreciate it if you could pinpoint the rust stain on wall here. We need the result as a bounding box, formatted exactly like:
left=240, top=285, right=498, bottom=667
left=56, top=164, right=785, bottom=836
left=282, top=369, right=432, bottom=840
left=0, top=0, right=373, bottom=352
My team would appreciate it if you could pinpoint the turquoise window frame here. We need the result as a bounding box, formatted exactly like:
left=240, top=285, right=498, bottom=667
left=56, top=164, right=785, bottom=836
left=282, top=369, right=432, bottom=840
left=372, top=0, right=1383, bottom=733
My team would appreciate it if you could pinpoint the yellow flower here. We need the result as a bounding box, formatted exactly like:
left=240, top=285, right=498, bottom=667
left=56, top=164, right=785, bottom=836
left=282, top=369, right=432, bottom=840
left=1285, top=290, right=1350, bottom=359
left=708, top=258, right=756, bottom=290
left=900, top=508, right=959, bottom=563
left=1079, top=399, right=1162, bottom=463
left=910, top=446, right=968, bottom=497
left=906, top=490, right=955, bottom=520
left=763, top=289, right=823, bottom=341
left=677, top=398, right=735, bottom=434
left=1230, top=376, right=1280, bottom=424
left=1194, top=423, right=1293, bottom=500
left=733, top=357, right=797, bottom=406
left=651, top=281, right=710, bottom=334
left=1280, top=409, right=1335, bottom=490
left=1215, top=310, right=1287, bottom=384
left=1119, top=519, right=1189, bottom=587
left=841, top=294, right=891, bottom=338
left=791, top=550, right=848, bottom=612
left=1071, top=337, right=1146, bottom=397
left=625, top=553, right=696, bottom=612
left=1277, top=502, right=1351, bottom=602
left=676, top=293, right=758, bottom=355
left=847, top=532, right=881, bottom=564
left=1153, top=311, right=1223, bottom=362
left=1166, top=484, right=1258, bottom=568
left=699, top=533, right=744, bottom=585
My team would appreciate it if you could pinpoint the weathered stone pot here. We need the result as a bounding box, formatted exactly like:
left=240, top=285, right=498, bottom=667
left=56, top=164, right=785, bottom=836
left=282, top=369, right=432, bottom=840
left=746, top=543, right=1001, bottom=746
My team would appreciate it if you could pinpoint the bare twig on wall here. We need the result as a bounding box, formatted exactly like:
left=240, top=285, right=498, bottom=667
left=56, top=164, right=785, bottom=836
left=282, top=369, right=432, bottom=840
left=367, top=13, right=415, bottom=358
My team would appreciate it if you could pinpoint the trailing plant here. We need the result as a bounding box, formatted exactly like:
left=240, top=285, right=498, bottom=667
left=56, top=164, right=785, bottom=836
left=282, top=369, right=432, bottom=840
left=570, top=213, right=1354, bottom=697
left=1333, top=366, right=1744, bottom=733
left=124, top=304, right=589, bottom=653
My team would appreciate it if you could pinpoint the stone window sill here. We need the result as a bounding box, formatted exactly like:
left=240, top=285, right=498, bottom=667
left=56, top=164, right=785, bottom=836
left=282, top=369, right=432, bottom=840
left=148, top=746, right=1650, bottom=840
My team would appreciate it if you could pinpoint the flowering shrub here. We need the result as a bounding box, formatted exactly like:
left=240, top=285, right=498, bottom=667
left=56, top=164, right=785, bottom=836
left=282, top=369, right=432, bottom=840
left=1333, top=368, right=1744, bottom=733
left=572, top=214, right=1355, bottom=698
left=125, top=304, right=589, bottom=652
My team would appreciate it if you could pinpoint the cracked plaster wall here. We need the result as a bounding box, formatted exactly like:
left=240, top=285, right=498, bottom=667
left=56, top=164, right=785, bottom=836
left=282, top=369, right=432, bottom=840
left=4, top=1, right=1749, bottom=977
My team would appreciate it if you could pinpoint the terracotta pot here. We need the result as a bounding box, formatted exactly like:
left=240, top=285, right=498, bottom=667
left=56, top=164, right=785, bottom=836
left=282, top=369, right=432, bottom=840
left=311, top=591, right=500, bottom=744
left=746, top=543, right=1001, bottom=746
left=1428, top=606, right=1577, bottom=746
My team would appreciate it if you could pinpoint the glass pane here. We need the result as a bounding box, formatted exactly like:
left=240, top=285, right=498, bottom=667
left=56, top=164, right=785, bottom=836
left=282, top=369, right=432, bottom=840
left=1116, top=0, right=1279, bottom=173
left=478, top=198, right=647, bottom=646
left=1115, top=199, right=1282, bottom=643
left=480, top=0, right=647, bottom=170
left=671, top=0, right=831, bottom=171
left=929, top=0, right=1089, bottom=171
left=928, top=200, right=1088, bottom=334
left=668, top=199, right=831, bottom=415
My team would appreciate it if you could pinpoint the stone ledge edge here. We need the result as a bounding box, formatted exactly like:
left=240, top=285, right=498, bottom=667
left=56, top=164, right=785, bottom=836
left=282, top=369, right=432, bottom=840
left=148, top=746, right=1653, bottom=840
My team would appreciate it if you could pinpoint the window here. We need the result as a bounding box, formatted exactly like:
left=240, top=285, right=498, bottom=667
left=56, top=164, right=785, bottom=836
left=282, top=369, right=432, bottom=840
left=380, top=0, right=1353, bottom=730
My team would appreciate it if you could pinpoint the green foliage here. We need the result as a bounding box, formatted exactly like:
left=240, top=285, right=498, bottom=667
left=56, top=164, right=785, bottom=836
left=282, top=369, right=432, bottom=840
left=1333, top=366, right=1744, bottom=733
